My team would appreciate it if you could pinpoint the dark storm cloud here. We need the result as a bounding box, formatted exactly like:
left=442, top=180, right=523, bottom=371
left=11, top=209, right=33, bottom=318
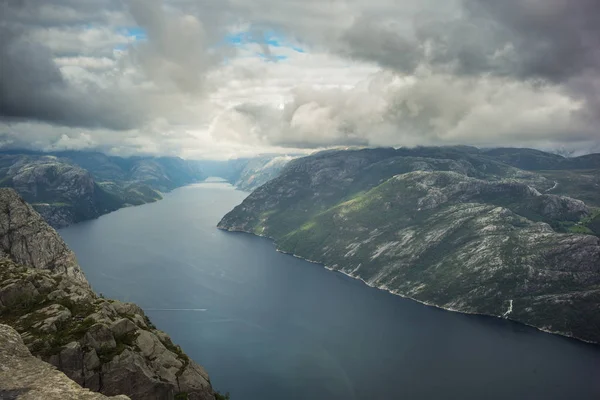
left=333, top=0, right=600, bottom=85
left=0, top=25, right=145, bottom=130
left=0, top=0, right=230, bottom=130
left=0, top=0, right=143, bottom=129
left=464, top=0, right=600, bottom=82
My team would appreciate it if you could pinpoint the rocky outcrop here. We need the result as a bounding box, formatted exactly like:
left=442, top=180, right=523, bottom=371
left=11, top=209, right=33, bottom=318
left=0, top=189, right=217, bottom=400
left=0, top=323, right=130, bottom=400
left=0, top=188, right=85, bottom=283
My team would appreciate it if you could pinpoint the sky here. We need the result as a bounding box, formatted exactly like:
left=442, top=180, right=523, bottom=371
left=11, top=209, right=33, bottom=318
left=0, top=0, right=599, bottom=160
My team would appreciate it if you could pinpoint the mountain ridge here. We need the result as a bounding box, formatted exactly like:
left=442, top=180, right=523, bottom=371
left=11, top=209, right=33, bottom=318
left=218, top=147, right=600, bottom=344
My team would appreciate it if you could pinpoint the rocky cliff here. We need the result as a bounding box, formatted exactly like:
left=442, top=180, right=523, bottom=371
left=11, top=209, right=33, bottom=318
left=0, top=188, right=217, bottom=400
left=219, top=147, right=600, bottom=343
left=0, top=323, right=129, bottom=400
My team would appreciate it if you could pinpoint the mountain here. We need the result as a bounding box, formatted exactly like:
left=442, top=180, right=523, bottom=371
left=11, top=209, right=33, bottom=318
left=233, top=155, right=296, bottom=191
left=192, top=154, right=295, bottom=191
left=483, top=148, right=600, bottom=170
left=0, top=188, right=218, bottom=400
left=0, top=151, right=207, bottom=227
left=219, top=147, right=600, bottom=343
left=479, top=148, right=600, bottom=209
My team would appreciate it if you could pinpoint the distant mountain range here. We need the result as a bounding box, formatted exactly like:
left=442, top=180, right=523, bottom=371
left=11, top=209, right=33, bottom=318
left=0, top=150, right=294, bottom=228
left=219, top=146, right=600, bottom=343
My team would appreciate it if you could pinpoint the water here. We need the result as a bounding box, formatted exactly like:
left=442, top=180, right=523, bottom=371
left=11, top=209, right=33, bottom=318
left=60, top=181, right=600, bottom=400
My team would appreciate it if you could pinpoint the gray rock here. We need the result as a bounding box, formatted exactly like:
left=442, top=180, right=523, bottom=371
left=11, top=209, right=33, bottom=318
left=111, top=301, right=144, bottom=318
left=135, top=330, right=167, bottom=359
left=0, top=324, right=129, bottom=400
left=47, top=289, right=69, bottom=301
left=130, top=314, right=148, bottom=329
left=101, top=349, right=173, bottom=400
left=110, top=318, right=138, bottom=337
left=29, top=304, right=72, bottom=333
left=0, top=188, right=86, bottom=283
left=84, top=324, right=116, bottom=351
left=0, top=192, right=217, bottom=400
left=85, top=349, right=101, bottom=371
left=178, top=361, right=214, bottom=400
left=0, top=281, right=39, bottom=308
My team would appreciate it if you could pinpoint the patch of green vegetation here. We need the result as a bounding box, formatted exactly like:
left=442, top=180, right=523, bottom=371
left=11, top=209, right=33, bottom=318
left=95, top=329, right=139, bottom=363
left=174, top=393, right=188, bottom=400
left=144, top=315, right=157, bottom=330
left=568, top=225, right=595, bottom=235
left=97, top=342, right=126, bottom=363
left=554, top=208, right=600, bottom=236
left=118, top=330, right=139, bottom=346
left=159, top=334, right=190, bottom=376
left=214, top=391, right=231, bottom=400
left=41, top=317, right=97, bottom=357
left=55, top=298, right=97, bottom=319
left=0, top=292, right=48, bottom=325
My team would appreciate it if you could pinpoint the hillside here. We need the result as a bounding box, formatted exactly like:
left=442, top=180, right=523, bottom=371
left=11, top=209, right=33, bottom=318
left=0, top=152, right=207, bottom=227
left=219, top=147, right=600, bottom=343
left=192, top=154, right=295, bottom=191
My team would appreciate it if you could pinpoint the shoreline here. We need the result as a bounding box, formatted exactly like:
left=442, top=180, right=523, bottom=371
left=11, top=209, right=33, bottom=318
left=218, top=225, right=598, bottom=346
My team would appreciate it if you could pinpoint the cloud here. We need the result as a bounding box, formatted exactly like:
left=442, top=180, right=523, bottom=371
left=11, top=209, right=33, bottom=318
left=126, top=0, right=231, bottom=93
left=219, top=69, right=590, bottom=150
left=211, top=0, right=600, bottom=153
left=0, top=0, right=598, bottom=158
left=0, top=0, right=230, bottom=130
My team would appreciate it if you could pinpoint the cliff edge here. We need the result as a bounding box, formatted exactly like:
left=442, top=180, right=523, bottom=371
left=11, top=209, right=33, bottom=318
left=0, top=188, right=217, bottom=400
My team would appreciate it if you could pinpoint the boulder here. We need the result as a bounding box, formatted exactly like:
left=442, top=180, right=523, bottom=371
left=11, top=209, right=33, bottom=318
left=110, top=318, right=138, bottom=337
left=0, top=324, right=129, bottom=400
left=84, top=324, right=116, bottom=351
left=30, top=304, right=72, bottom=333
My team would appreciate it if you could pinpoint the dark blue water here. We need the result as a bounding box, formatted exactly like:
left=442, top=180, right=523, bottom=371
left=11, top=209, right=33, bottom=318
left=59, top=181, right=600, bottom=400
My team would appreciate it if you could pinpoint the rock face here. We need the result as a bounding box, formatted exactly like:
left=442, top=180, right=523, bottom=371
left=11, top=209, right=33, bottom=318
left=0, top=188, right=84, bottom=283
left=0, top=189, right=217, bottom=400
left=219, top=147, right=600, bottom=343
left=0, top=323, right=130, bottom=400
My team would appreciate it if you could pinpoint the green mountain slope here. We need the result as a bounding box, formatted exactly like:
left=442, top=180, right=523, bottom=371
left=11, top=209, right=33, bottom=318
left=219, top=147, right=600, bottom=343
